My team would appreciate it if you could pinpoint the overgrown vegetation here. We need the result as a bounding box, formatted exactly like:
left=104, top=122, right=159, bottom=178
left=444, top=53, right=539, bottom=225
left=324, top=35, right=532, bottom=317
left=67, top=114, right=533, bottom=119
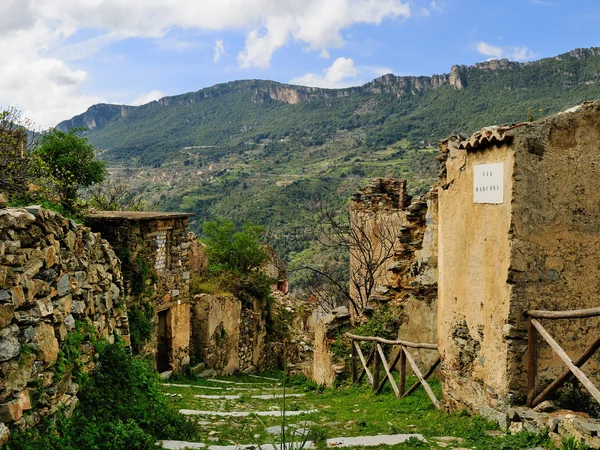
left=5, top=339, right=200, bottom=450
left=160, top=371, right=553, bottom=450
left=195, top=220, right=273, bottom=305
left=127, top=302, right=155, bottom=353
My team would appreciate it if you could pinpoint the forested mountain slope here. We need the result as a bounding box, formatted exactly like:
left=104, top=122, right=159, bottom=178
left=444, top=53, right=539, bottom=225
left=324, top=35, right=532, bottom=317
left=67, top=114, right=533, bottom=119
left=57, top=47, right=600, bottom=266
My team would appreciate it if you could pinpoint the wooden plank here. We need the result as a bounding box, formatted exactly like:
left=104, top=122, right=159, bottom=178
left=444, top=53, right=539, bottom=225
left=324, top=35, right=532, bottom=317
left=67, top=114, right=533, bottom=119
left=403, top=357, right=440, bottom=398
left=357, top=346, right=375, bottom=384
left=527, top=317, right=538, bottom=408
left=531, top=318, right=600, bottom=406
left=354, top=341, right=374, bottom=386
left=533, top=335, right=600, bottom=407
left=345, top=332, right=437, bottom=349
left=402, top=347, right=441, bottom=409
left=376, top=344, right=400, bottom=398
left=373, top=348, right=381, bottom=391
left=526, top=307, right=600, bottom=320
left=399, top=348, right=407, bottom=397
left=351, top=339, right=357, bottom=384
left=376, top=347, right=403, bottom=394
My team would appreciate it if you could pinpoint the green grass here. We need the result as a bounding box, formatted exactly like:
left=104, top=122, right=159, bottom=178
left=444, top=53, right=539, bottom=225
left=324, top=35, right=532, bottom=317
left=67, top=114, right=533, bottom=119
left=160, top=372, right=553, bottom=449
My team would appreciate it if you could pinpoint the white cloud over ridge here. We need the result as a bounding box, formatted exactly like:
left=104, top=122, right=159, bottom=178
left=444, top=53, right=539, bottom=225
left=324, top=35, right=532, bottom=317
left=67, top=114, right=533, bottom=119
left=475, top=41, right=538, bottom=61
left=290, top=57, right=393, bottom=88
left=0, top=0, right=410, bottom=127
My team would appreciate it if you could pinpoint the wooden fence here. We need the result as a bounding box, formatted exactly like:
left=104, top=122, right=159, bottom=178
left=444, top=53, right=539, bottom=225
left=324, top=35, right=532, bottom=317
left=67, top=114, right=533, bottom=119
left=345, top=332, right=441, bottom=408
left=526, top=306, right=600, bottom=408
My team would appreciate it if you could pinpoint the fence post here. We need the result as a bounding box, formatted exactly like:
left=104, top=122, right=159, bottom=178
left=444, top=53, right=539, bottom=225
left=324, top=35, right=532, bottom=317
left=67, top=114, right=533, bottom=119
left=373, top=347, right=381, bottom=391
left=399, top=346, right=406, bottom=397
left=351, top=338, right=357, bottom=384
left=527, top=316, right=538, bottom=407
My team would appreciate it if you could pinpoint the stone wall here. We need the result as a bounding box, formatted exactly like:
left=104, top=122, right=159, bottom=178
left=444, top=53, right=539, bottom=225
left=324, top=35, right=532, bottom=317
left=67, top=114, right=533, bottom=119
left=0, top=206, right=129, bottom=443
left=87, top=212, right=193, bottom=371
left=311, top=306, right=352, bottom=386
left=437, top=102, right=600, bottom=415
left=191, top=293, right=266, bottom=375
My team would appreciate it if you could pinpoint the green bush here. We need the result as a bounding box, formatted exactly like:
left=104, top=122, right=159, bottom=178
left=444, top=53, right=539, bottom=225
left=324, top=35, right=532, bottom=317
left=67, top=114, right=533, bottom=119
left=127, top=302, right=155, bottom=354
left=5, top=340, right=199, bottom=449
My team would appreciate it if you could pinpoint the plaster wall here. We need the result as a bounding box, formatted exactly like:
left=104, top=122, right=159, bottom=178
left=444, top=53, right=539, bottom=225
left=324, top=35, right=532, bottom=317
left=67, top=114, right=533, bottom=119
left=437, top=142, right=514, bottom=411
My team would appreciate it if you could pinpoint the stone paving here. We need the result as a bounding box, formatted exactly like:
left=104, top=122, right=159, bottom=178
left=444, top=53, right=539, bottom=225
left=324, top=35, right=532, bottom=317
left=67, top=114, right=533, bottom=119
left=158, top=375, right=431, bottom=449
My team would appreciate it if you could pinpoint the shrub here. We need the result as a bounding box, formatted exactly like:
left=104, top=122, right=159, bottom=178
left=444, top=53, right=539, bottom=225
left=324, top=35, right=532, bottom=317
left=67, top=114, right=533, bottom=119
left=5, top=340, right=200, bottom=449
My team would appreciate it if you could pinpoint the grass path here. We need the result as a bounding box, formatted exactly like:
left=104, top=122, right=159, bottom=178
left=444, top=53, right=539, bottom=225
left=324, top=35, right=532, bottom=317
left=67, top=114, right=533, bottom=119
left=159, top=372, right=552, bottom=449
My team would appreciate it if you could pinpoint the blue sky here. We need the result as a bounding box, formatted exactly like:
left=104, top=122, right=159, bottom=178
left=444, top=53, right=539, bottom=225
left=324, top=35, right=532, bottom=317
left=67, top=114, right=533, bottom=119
left=1, top=0, right=599, bottom=128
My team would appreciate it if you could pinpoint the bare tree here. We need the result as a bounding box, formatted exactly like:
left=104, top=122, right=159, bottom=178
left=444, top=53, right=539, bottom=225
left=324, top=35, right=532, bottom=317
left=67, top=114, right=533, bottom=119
left=85, top=178, right=145, bottom=211
left=294, top=206, right=397, bottom=317
left=0, top=108, right=38, bottom=196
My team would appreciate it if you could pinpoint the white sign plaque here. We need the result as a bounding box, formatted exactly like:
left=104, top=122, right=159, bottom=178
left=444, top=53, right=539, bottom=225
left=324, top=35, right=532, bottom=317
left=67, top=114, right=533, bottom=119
left=473, top=163, right=504, bottom=204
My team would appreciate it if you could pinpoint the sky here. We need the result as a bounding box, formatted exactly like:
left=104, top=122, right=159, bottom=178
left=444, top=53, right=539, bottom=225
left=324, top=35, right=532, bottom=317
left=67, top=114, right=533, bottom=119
left=1, top=0, right=600, bottom=129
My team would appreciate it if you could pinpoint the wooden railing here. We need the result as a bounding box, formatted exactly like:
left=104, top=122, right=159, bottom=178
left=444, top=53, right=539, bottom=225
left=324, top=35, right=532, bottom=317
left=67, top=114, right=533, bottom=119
left=345, top=332, right=441, bottom=408
left=526, top=307, right=600, bottom=408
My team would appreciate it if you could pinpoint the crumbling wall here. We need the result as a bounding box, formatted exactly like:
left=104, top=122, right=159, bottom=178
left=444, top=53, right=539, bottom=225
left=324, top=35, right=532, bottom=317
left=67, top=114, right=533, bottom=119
left=507, top=104, right=600, bottom=399
left=437, top=102, right=600, bottom=415
left=0, top=206, right=129, bottom=443
left=349, top=179, right=438, bottom=374
left=311, top=306, right=352, bottom=386
left=191, top=293, right=265, bottom=375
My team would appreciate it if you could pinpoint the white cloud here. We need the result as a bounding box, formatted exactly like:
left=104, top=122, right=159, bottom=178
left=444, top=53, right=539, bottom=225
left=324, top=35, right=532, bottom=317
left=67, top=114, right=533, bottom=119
left=290, top=57, right=360, bottom=88
left=475, top=41, right=538, bottom=61
left=213, top=39, right=225, bottom=63
left=0, top=0, right=411, bottom=127
left=429, top=1, right=445, bottom=13
left=319, top=49, right=331, bottom=59
left=130, top=90, right=165, bottom=106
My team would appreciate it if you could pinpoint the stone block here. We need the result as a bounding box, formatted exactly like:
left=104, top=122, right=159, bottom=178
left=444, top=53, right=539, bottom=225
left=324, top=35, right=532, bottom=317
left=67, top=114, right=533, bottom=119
left=57, top=274, right=71, bottom=296
left=0, top=303, right=14, bottom=328
left=36, top=297, right=54, bottom=317
left=0, top=290, right=11, bottom=302
left=0, top=325, right=20, bottom=362
left=33, top=323, right=59, bottom=367
left=11, top=286, right=25, bottom=307
left=0, top=423, right=9, bottom=446
left=43, top=246, right=56, bottom=268
left=0, top=391, right=31, bottom=422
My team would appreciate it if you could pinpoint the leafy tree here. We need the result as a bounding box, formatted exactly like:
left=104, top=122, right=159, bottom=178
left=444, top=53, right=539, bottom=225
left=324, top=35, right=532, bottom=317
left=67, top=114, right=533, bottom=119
left=203, top=220, right=269, bottom=275
left=200, top=220, right=272, bottom=303
left=34, top=127, right=106, bottom=211
left=0, top=107, right=38, bottom=197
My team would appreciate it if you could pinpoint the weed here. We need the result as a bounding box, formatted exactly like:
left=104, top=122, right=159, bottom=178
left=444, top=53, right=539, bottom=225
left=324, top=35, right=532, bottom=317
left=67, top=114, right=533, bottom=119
left=562, top=435, right=591, bottom=450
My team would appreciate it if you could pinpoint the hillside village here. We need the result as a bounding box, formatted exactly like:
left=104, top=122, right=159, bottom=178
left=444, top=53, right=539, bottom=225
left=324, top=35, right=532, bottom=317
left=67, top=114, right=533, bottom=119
left=3, top=90, right=600, bottom=449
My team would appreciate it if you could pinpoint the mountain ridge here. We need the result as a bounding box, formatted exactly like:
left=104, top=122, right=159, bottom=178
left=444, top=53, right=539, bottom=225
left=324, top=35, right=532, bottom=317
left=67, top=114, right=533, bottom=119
left=57, top=46, right=600, bottom=134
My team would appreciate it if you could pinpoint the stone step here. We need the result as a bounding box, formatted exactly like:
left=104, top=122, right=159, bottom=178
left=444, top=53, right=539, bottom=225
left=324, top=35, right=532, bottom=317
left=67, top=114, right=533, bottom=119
left=179, top=409, right=318, bottom=417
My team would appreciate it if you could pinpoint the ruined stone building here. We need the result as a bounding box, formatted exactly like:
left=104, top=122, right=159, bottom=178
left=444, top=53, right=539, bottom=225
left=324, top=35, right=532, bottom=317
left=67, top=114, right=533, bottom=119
left=349, top=178, right=438, bottom=369
left=437, top=101, right=600, bottom=416
left=87, top=211, right=194, bottom=372
left=314, top=102, right=600, bottom=433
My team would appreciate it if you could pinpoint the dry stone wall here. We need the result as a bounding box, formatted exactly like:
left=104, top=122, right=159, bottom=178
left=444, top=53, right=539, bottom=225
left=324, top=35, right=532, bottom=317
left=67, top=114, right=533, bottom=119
left=0, top=206, right=129, bottom=443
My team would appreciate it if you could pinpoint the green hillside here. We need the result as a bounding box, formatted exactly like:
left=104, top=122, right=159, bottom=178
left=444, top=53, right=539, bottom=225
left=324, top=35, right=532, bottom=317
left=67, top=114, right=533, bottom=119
left=57, top=47, right=600, bottom=271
